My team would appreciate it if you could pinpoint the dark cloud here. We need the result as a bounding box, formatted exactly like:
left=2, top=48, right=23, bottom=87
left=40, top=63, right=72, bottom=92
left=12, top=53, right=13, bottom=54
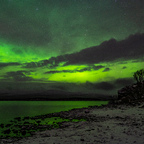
left=93, top=65, right=105, bottom=70
left=114, top=78, right=135, bottom=86
left=77, top=67, right=91, bottom=72
left=24, top=33, right=144, bottom=68
left=122, top=66, right=127, bottom=69
left=23, top=59, right=60, bottom=68
left=0, top=62, right=20, bottom=68
left=103, top=68, right=111, bottom=72
left=94, top=82, right=115, bottom=91
left=64, top=33, right=144, bottom=65
left=85, top=81, right=115, bottom=91
left=45, top=69, right=86, bottom=74
left=45, top=65, right=105, bottom=74
left=23, top=62, right=41, bottom=68
left=45, top=70, right=73, bottom=74
left=85, top=77, right=136, bottom=93
left=4, top=71, right=33, bottom=81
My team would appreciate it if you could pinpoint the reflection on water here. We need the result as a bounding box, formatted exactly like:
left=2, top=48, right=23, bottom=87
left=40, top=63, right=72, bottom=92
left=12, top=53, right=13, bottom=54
left=0, top=101, right=108, bottom=124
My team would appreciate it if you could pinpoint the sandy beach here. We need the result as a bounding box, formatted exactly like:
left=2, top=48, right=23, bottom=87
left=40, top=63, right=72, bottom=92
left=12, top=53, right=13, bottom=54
left=1, top=100, right=144, bottom=144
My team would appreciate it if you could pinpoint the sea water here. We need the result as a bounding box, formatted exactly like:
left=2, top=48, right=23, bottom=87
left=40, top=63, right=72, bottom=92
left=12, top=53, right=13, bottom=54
left=0, top=101, right=108, bottom=124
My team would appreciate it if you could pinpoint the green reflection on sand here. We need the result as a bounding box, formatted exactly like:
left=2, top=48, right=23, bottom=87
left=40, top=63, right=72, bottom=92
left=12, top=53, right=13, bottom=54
left=0, top=116, right=86, bottom=139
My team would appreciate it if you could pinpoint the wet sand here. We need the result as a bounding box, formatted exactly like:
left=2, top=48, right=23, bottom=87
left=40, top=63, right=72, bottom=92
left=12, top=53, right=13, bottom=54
left=1, top=101, right=144, bottom=144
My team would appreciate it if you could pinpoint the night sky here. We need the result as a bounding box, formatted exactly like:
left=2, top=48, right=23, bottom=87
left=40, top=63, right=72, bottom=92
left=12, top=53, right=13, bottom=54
left=0, top=0, right=144, bottom=98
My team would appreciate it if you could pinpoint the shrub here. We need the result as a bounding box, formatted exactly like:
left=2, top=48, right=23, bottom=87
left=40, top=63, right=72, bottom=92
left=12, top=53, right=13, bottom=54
left=133, top=69, right=144, bottom=83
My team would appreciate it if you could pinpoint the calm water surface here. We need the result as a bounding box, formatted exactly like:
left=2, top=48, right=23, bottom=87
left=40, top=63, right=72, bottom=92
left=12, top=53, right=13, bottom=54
left=0, top=101, right=108, bottom=124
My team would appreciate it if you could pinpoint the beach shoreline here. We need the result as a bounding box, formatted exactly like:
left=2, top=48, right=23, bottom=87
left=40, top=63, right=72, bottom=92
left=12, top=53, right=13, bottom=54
left=1, top=100, right=144, bottom=144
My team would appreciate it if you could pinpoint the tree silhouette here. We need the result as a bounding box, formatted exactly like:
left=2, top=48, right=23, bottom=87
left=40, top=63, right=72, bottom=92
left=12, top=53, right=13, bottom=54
left=133, top=69, right=144, bottom=83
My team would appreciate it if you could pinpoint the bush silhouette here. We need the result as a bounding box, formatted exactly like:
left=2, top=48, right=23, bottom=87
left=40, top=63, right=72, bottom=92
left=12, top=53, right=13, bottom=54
left=133, top=69, right=144, bottom=83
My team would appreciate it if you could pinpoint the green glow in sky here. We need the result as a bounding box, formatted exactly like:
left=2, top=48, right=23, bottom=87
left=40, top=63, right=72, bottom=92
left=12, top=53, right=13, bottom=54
left=0, top=0, right=143, bottom=61
left=46, top=61, right=144, bottom=83
left=0, top=40, right=54, bottom=63
left=0, top=0, right=144, bottom=95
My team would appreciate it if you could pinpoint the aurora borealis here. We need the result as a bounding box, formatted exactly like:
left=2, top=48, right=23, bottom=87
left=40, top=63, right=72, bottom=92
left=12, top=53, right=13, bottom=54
left=0, top=0, right=144, bottom=99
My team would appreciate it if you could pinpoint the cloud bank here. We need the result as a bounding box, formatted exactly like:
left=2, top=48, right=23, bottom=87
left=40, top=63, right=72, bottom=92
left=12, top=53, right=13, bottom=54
left=24, top=33, right=144, bottom=68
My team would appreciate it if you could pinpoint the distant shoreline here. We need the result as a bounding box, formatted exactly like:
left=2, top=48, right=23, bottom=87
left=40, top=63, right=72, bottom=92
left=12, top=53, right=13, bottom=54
left=0, top=93, right=115, bottom=101
left=0, top=98, right=112, bottom=101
